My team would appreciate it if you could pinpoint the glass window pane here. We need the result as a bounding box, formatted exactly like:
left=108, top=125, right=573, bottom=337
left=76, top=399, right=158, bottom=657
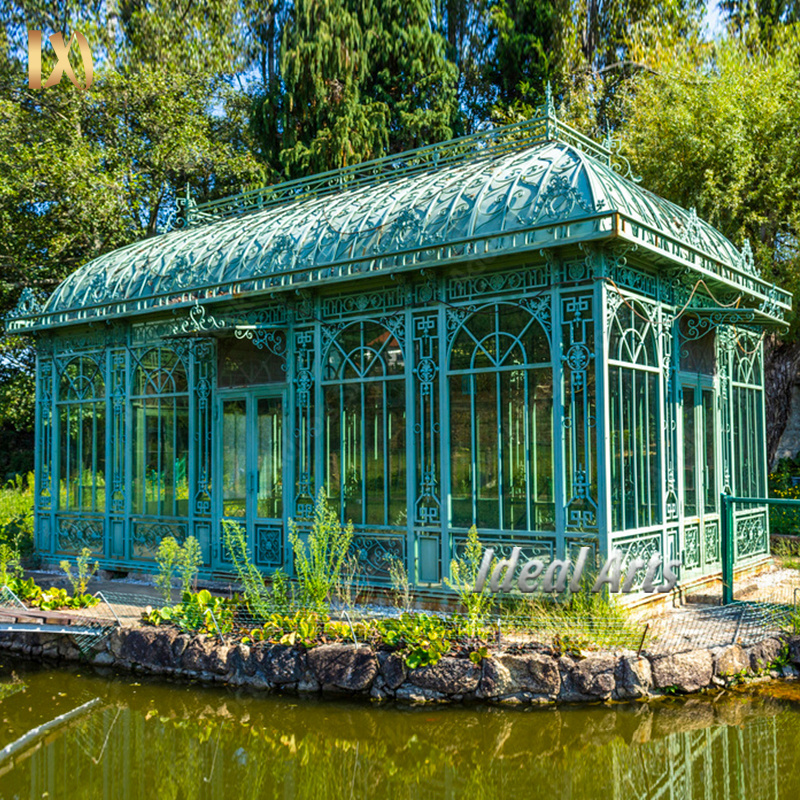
left=222, top=399, right=247, bottom=518
left=449, top=374, right=473, bottom=527
left=474, top=370, right=500, bottom=529
left=683, top=387, right=697, bottom=517
left=257, top=397, right=282, bottom=519
left=702, top=389, right=717, bottom=513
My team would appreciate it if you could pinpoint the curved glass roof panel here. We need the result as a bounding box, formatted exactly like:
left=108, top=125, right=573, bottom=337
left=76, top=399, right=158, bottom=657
left=35, top=131, right=763, bottom=325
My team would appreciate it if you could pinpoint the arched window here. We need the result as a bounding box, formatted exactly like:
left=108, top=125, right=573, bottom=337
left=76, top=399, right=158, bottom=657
left=131, top=348, right=190, bottom=517
left=448, top=304, right=553, bottom=531
left=608, top=300, right=660, bottom=531
left=57, top=356, right=105, bottom=513
left=323, top=321, right=406, bottom=526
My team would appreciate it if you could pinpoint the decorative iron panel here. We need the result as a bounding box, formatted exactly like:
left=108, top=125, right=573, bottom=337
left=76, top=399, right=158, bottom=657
left=293, top=327, right=315, bottom=520
left=562, top=291, right=598, bottom=532
left=611, top=531, right=662, bottom=589
left=131, top=520, right=188, bottom=560
left=683, top=523, right=701, bottom=570
left=57, top=516, right=104, bottom=554
left=255, top=523, right=283, bottom=567
left=350, top=531, right=405, bottom=583
left=109, top=349, right=126, bottom=514
left=735, top=512, right=768, bottom=560
left=413, top=313, right=440, bottom=526
left=704, top=519, right=720, bottom=564
left=191, top=339, right=214, bottom=516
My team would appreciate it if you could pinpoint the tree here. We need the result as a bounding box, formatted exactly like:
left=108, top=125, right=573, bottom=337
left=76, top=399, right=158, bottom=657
left=610, top=30, right=800, bottom=460
left=0, top=1, right=265, bottom=455
left=366, top=0, right=460, bottom=152
left=486, top=0, right=568, bottom=108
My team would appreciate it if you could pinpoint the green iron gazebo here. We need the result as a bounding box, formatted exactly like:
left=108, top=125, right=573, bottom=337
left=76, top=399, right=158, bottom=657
left=8, top=99, right=792, bottom=595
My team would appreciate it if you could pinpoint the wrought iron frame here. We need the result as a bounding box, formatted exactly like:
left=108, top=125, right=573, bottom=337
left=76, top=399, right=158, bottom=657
left=14, top=101, right=787, bottom=593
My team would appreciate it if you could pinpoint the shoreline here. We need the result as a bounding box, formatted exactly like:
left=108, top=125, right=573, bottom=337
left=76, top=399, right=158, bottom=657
left=1, top=625, right=798, bottom=705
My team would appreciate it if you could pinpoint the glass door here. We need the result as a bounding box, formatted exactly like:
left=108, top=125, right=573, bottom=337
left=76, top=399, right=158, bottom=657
left=219, top=391, right=285, bottom=568
left=681, top=378, right=719, bottom=572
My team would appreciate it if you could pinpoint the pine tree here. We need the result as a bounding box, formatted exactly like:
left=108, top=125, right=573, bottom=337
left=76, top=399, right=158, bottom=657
left=276, top=0, right=388, bottom=177
left=366, top=0, right=461, bottom=152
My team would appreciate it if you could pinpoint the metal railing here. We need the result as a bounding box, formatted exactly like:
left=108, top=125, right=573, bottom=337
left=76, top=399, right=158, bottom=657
left=720, top=492, right=800, bottom=604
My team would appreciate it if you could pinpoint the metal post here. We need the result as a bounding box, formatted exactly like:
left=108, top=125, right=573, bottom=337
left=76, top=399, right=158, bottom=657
left=721, top=492, right=733, bottom=605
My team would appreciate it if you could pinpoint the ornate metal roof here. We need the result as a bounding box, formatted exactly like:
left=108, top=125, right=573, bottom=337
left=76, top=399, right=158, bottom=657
left=8, top=103, right=791, bottom=331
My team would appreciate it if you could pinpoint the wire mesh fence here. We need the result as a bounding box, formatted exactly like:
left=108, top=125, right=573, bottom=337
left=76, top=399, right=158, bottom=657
left=133, top=595, right=799, bottom=657
left=4, top=582, right=800, bottom=658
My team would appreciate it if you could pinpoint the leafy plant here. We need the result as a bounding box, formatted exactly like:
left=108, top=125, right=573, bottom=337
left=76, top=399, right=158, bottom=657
left=179, top=536, right=202, bottom=595
left=388, top=557, right=412, bottom=612
left=245, top=610, right=327, bottom=648
left=38, top=586, right=99, bottom=610
left=0, top=541, right=21, bottom=588
left=155, top=536, right=203, bottom=602
left=376, top=613, right=452, bottom=668
left=446, top=525, right=494, bottom=637
left=60, top=547, right=98, bottom=596
left=289, top=489, right=353, bottom=612
left=468, top=645, right=489, bottom=665
left=143, top=589, right=234, bottom=636
left=155, top=536, right=182, bottom=602
left=0, top=473, right=34, bottom=559
left=222, top=520, right=291, bottom=618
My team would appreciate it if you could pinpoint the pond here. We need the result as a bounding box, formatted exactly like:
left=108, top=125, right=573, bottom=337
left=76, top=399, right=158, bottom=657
left=1, top=659, right=799, bottom=799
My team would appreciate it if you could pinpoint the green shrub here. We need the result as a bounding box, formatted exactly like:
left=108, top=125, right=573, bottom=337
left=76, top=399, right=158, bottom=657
left=155, top=536, right=182, bottom=602
left=445, top=525, right=494, bottom=636
left=155, top=535, right=204, bottom=602
left=179, top=536, right=202, bottom=594
left=60, top=547, right=98, bottom=596
left=289, top=489, right=353, bottom=612
left=0, top=541, right=21, bottom=588
left=388, top=557, right=412, bottom=612
left=0, top=473, right=34, bottom=559
left=376, top=613, right=451, bottom=668
left=223, top=520, right=290, bottom=618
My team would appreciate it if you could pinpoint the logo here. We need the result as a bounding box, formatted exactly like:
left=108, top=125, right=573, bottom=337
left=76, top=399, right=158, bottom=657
left=28, top=30, right=93, bottom=91
left=473, top=546, right=682, bottom=595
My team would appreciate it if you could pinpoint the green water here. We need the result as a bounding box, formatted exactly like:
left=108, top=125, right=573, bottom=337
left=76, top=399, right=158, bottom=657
left=1, top=660, right=800, bottom=799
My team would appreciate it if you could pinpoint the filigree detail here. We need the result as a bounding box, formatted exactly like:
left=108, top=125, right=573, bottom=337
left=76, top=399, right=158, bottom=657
left=58, top=517, right=104, bottom=553
left=684, top=524, right=701, bottom=569
left=174, top=303, right=229, bottom=335
left=6, top=287, right=46, bottom=322
left=681, top=207, right=703, bottom=250
left=531, top=174, right=594, bottom=223
left=736, top=514, right=767, bottom=559
left=350, top=534, right=405, bottom=580
left=759, top=285, right=781, bottom=319
left=738, top=239, right=759, bottom=276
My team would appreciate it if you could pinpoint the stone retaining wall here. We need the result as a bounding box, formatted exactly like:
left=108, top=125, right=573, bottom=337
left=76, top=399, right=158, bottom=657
left=1, top=627, right=798, bottom=704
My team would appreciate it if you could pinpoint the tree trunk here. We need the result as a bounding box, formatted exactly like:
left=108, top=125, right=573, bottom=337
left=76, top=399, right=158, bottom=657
left=764, top=334, right=800, bottom=468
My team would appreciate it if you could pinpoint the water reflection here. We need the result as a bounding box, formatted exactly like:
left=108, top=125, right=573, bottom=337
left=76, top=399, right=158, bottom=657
left=0, top=662, right=794, bottom=799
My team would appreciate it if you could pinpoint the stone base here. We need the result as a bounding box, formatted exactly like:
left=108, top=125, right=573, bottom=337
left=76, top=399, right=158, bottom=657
left=1, top=624, right=796, bottom=705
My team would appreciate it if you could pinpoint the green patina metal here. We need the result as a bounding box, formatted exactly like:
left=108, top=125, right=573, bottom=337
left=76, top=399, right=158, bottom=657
left=8, top=100, right=791, bottom=592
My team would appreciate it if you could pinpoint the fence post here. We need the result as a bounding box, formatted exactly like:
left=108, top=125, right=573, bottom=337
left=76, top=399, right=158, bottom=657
left=721, top=493, right=734, bottom=605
